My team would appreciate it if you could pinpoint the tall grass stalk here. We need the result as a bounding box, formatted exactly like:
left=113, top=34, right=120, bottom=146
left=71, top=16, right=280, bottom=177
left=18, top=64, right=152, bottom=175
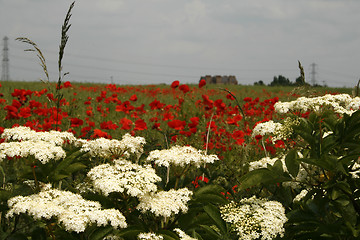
left=15, top=1, right=75, bottom=130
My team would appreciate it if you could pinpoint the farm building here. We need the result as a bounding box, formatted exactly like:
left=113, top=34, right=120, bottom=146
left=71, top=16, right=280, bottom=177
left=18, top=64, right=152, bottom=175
left=200, top=75, right=238, bottom=85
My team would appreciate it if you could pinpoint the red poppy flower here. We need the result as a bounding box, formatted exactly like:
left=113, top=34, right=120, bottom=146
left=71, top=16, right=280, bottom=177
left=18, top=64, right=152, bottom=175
left=226, top=93, right=235, bottom=100
left=188, top=117, right=199, bottom=128
left=63, top=81, right=72, bottom=88
left=162, top=112, right=174, bottom=121
left=100, top=120, right=118, bottom=130
left=134, top=119, right=147, bottom=131
left=129, top=94, right=137, bottom=101
left=19, top=107, right=32, bottom=118
left=243, top=97, right=252, bottom=102
left=168, top=119, right=186, bottom=130
left=91, top=129, right=112, bottom=139
left=171, top=80, right=180, bottom=88
left=179, top=84, right=190, bottom=94
left=120, top=118, right=133, bottom=130
left=70, top=118, right=84, bottom=128
left=192, top=176, right=209, bottom=188
left=149, top=99, right=165, bottom=110
left=199, top=79, right=206, bottom=88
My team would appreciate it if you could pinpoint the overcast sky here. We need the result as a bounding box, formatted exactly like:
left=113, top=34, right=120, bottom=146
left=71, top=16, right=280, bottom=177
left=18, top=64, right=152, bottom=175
left=0, top=0, right=359, bottom=87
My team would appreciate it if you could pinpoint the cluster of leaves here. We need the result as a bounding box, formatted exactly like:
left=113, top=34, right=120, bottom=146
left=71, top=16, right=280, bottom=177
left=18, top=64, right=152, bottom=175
left=240, top=109, right=360, bottom=239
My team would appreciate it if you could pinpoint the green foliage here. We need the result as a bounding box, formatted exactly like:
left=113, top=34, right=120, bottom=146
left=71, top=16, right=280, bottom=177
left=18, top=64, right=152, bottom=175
left=240, top=107, right=360, bottom=239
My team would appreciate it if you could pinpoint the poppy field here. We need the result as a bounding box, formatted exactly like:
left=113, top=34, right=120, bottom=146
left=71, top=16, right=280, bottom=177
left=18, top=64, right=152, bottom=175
left=1, top=2, right=359, bottom=239
left=0, top=78, right=359, bottom=239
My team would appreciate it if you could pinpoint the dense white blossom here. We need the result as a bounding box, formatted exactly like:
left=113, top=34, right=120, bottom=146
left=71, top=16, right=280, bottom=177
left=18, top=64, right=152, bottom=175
left=138, top=233, right=163, bottom=240
left=252, top=120, right=283, bottom=137
left=274, top=94, right=360, bottom=115
left=173, top=228, right=197, bottom=240
left=248, top=156, right=287, bottom=172
left=87, top=158, right=161, bottom=197
left=6, top=187, right=127, bottom=233
left=0, top=140, right=66, bottom=164
left=1, top=126, right=77, bottom=145
left=252, top=118, right=299, bottom=142
left=146, top=145, right=219, bottom=168
left=220, top=196, right=287, bottom=240
left=137, top=188, right=193, bottom=218
left=80, top=133, right=146, bottom=159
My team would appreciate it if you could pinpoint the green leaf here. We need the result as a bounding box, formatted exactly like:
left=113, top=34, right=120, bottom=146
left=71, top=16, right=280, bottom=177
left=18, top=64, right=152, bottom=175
left=285, top=150, right=299, bottom=178
left=239, top=168, right=291, bottom=190
left=203, top=204, right=227, bottom=235
left=194, top=184, right=225, bottom=196
left=31, top=227, right=47, bottom=240
left=300, top=155, right=338, bottom=171
left=66, top=162, right=87, bottom=174
left=194, top=193, right=227, bottom=204
left=199, top=225, right=221, bottom=240
left=51, top=174, right=69, bottom=182
left=118, top=226, right=143, bottom=238
left=88, top=226, right=113, bottom=240
left=157, top=230, right=178, bottom=240
left=5, top=233, right=28, bottom=240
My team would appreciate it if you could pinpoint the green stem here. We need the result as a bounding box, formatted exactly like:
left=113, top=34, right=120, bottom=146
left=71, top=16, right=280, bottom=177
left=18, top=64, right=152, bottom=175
left=32, top=164, right=40, bottom=192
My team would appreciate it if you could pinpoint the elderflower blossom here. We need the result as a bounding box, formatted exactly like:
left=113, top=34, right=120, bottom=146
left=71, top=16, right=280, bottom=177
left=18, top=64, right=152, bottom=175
left=248, top=156, right=287, bottom=172
left=220, top=196, right=287, bottom=240
left=137, top=188, right=193, bottom=218
left=0, top=141, right=66, bottom=164
left=146, top=145, right=219, bottom=168
left=1, top=126, right=77, bottom=145
left=252, top=118, right=299, bottom=142
left=252, top=120, right=283, bottom=137
left=138, top=233, right=163, bottom=240
left=174, top=228, right=197, bottom=240
left=274, top=94, right=360, bottom=115
left=80, top=133, right=146, bottom=159
left=6, top=187, right=127, bottom=233
left=87, top=158, right=161, bottom=197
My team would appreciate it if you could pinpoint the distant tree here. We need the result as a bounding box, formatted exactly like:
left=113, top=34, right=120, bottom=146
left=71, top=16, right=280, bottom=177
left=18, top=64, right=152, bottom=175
left=269, top=75, right=293, bottom=86
left=254, top=80, right=265, bottom=86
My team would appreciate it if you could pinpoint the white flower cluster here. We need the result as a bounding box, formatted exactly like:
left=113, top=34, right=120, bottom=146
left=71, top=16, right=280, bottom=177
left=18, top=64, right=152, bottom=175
left=138, top=232, right=163, bottom=240
left=274, top=94, right=360, bottom=115
left=80, top=133, right=146, bottom=159
left=146, top=145, right=219, bottom=168
left=137, top=188, right=193, bottom=218
left=87, top=158, right=161, bottom=197
left=6, top=187, right=127, bottom=233
left=174, top=228, right=197, bottom=240
left=220, top=196, right=287, bottom=240
left=0, top=141, right=66, bottom=164
left=1, top=126, right=77, bottom=145
left=252, top=120, right=283, bottom=137
left=252, top=118, right=299, bottom=142
left=248, top=156, right=286, bottom=172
